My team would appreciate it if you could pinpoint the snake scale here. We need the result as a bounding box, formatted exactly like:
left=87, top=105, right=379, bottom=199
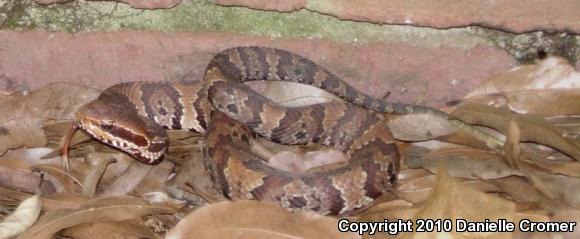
left=74, top=46, right=436, bottom=216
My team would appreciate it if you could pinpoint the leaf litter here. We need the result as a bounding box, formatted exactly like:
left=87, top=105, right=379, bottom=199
left=0, top=57, right=579, bottom=238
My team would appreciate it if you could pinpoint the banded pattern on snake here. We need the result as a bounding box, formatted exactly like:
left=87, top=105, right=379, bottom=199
left=74, top=46, right=416, bottom=215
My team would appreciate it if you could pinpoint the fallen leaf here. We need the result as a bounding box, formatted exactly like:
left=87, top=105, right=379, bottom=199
left=61, top=220, right=160, bottom=239
left=354, top=199, right=416, bottom=220
left=82, top=154, right=116, bottom=198
left=0, top=159, right=57, bottom=194
left=546, top=115, right=580, bottom=135
left=42, top=121, right=92, bottom=152
left=402, top=163, right=516, bottom=239
left=389, top=113, right=456, bottom=141
left=268, top=148, right=347, bottom=173
left=406, top=146, right=524, bottom=180
left=141, top=191, right=186, bottom=209
left=465, top=57, right=580, bottom=115
left=165, top=200, right=359, bottom=239
left=132, top=159, right=175, bottom=196
left=452, top=103, right=580, bottom=160
left=549, top=205, right=580, bottom=238
left=0, top=118, right=48, bottom=156
left=503, top=91, right=580, bottom=116
left=496, top=177, right=544, bottom=205
left=167, top=150, right=225, bottom=204
left=0, top=187, right=88, bottom=212
left=525, top=159, right=580, bottom=177
left=257, top=81, right=337, bottom=107
left=396, top=173, right=501, bottom=205
left=99, top=161, right=152, bottom=197
left=84, top=152, right=133, bottom=191
left=16, top=196, right=175, bottom=239
left=524, top=169, right=580, bottom=209
left=31, top=164, right=83, bottom=194
left=504, top=119, right=521, bottom=168
left=0, top=83, right=99, bottom=123
left=0, top=194, right=41, bottom=239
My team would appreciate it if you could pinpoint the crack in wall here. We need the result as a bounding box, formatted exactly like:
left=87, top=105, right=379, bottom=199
left=0, top=0, right=578, bottom=65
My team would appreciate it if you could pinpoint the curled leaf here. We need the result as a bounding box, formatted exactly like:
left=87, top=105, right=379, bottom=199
left=404, top=163, right=515, bottom=239
left=0, top=83, right=99, bottom=123
left=166, top=200, right=358, bottom=239
left=0, top=118, right=48, bottom=156
left=406, top=146, right=524, bottom=180
left=16, top=196, right=175, bottom=239
left=465, top=57, right=580, bottom=115
left=452, top=103, right=580, bottom=160
left=0, top=194, right=41, bottom=239
left=504, top=119, right=521, bottom=169
left=259, top=81, right=337, bottom=107
left=389, top=113, right=456, bottom=141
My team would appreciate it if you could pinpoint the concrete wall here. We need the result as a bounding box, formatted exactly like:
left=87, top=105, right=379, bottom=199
left=0, top=0, right=578, bottom=107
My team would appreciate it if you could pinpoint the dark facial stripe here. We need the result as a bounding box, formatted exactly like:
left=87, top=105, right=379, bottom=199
left=108, top=125, right=148, bottom=147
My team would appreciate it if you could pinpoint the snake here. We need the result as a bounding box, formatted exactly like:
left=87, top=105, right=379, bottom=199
left=74, top=46, right=438, bottom=215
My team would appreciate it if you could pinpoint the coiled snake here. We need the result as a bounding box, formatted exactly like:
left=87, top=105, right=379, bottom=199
left=74, top=47, right=436, bottom=215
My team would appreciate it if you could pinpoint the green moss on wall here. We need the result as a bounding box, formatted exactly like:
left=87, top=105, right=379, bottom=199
left=0, top=0, right=489, bottom=49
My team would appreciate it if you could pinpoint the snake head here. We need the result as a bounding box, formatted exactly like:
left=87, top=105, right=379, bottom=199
left=76, top=99, right=168, bottom=164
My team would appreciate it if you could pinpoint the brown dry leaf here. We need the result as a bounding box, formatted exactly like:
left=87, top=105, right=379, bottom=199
left=167, top=149, right=226, bottom=204
left=0, top=118, right=49, bottom=156
left=132, top=159, right=175, bottom=195
left=396, top=173, right=501, bottom=205
left=0, top=83, right=99, bottom=123
left=402, top=163, right=515, bottom=239
left=435, top=130, right=496, bottom=150
left=489, top=176, right=544, bottom=203
left=502, top=91, right=580, bottom=116
left=0, top=187, right=88, bottom=212
left=524, top=169, right=580, bottom=209
left=546, top=115, right=580, bottom=135
left=16, top=196, right=175, bottom=239
left=82, top=154, right=116, bottom=198
left=61, top=220, right=161, bottom=239
left=31, top=164, right=83, bottom=194
left=141, top=191, right=186, bottom=209
left=526, top=159, right=580, bottom=177
left=268, top=148, right=346, bottom=173
left=406, top=146, right=524, bottom=180
left=99, top=161, right=153, bottom=197
left=0, top=159, right=57, bottom=194
left=452, top=103, right=580, bottom=160
left=258, top=81, right=337, bottom=107
left=83, top=151, right=133, bottom=191
left=354, top=199, right=417, bottom=221
left=165, top=200, right=359, bottom=239
left=396, top=168, right=431, bottom=184
left=353, top=200, right=419, bottom=239
left=39, top=193, right=89, bottom=212
left=0, top=148, right=59, bottom=165
left=465, top=57, right=580, bottom=116
left=42, top=121, right=92, bottom=152
left=504, top=119, right=521, bottom=169
left=550, top=206, right=580, bottom=238
left=389, top=113, right=456, bottom=141
left=0, top=194, right=41, bottom=239
left=0, top=147, right=90, bottom=177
